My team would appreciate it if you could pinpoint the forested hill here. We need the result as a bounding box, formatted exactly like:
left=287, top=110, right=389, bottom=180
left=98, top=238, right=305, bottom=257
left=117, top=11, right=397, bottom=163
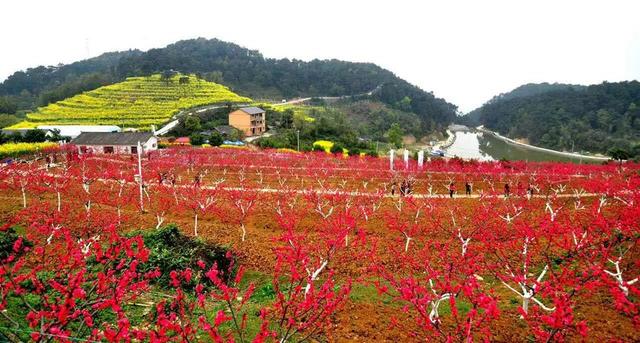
left=464, top=81, right=640, bottom=155
left=0, top=50, right=142, bottom=109
left=463, top=83, right=584, bottom=126
left=0, top=38, right=457, bottom=132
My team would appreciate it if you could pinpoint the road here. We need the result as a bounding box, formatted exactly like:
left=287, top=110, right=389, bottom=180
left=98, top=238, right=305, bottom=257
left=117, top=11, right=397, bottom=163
left=272, top=85, right=382, bottom=107
left=155, top=85, right=383, bottom=136
left=155, top=103, right=251, bottom=136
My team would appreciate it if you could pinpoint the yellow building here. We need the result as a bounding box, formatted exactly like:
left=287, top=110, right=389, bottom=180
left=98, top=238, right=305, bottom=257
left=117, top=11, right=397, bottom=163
left=228, top=107, right=266, bottom=137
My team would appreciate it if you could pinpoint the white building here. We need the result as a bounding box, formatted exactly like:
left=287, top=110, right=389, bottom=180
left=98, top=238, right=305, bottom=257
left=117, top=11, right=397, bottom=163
left=71, top=132, right=157, bottom=154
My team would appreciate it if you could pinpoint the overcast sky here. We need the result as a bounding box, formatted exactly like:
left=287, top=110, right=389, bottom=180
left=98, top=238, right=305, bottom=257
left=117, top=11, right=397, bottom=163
left=2, top=0, right=639, bottom=112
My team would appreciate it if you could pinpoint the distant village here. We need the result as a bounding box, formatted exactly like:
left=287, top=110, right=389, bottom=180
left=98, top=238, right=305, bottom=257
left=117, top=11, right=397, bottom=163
left=2, top=106, right=266, bottom=155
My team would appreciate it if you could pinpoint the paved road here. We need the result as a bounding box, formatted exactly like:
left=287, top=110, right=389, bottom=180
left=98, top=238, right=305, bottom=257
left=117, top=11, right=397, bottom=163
left=272, top=85, right=382, bottom=107
left=155, top=103, right=251, bottom=136
left=155, top=85, right=382, bottom=136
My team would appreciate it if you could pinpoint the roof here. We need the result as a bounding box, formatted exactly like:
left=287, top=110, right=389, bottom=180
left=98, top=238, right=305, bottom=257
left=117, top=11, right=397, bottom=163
left=214, top=125, right=236, bottom=135
left=237, top=106, right=265, bottom=115
left=175, top=137, right=190, bottom=143
left=37, top=125, right=121, bottom=138
left=71, top=132, right=155, bottom=146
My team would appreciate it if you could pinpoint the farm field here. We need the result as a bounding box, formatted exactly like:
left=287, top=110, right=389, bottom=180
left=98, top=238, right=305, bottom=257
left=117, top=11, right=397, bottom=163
left=0, top=147, right=639, bottom=342
left=5, top=74, right=251, bottom=130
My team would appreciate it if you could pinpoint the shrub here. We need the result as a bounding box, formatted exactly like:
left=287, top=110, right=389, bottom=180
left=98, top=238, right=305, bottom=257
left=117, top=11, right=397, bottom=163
left=366, top=150, right=378, bottom=157
left=189, top=133, right=205, bottom=146
left=208, top=132, right=224, bottom=146
left=0, top=227, right=31, bottom=260
left=133, top=225, right=234, bottom=289
left=330, top=143, right=345, bottom=154
left=313, top=140, right=333, bottom=153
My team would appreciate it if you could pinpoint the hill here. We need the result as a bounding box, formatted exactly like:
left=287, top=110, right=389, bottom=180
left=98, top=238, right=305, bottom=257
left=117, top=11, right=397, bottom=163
left=463, top=81, right=640, bottom=155
left=6, top=73, right=250, bottom=129
left=463, top=83, right=585, bottom=126
left=0, top=50, right=141, bottom=110
left=0, top=38, right=457, bottom=133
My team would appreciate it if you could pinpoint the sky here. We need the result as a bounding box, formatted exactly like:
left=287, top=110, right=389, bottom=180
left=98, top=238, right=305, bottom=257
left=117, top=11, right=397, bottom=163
left=1, top=0, right=639, bottom=112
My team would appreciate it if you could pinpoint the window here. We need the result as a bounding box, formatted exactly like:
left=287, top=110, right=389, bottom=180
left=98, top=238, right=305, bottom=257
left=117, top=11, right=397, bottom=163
left=131, top=146, right=137, bottom=154
left=103, top=146, right=114, bottom=154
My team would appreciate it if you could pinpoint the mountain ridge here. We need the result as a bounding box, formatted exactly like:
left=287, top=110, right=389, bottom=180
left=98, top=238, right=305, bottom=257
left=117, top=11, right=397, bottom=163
left=0, top=38, right=457, bottom=133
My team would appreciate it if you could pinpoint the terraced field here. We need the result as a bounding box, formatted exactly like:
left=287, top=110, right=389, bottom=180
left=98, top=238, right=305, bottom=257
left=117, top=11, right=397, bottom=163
left=6, top=74, right=251, bottom=129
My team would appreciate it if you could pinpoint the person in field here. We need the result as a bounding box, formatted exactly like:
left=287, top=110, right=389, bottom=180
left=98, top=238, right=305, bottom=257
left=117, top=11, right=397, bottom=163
left=400, top=180, right=408, bottom=197
left=449, top=182, right=456, bottom=198
left=526, top=184, right=534, bottom=200
left=465, top=182, right=472, bottom=196
left=391, top=181, right=397, bottom=196
left=504, top=183, right=510, bottom=197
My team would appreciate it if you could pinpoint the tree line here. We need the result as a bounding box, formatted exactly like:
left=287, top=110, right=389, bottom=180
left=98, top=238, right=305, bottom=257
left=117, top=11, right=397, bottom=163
left=0, top=38, right=457, bottom=133
left=464, top=81, right=640, bottom=157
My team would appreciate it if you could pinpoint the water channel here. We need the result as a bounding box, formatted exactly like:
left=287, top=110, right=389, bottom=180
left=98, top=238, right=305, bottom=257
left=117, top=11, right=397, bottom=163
left=445, top=131, right=602, bottom=163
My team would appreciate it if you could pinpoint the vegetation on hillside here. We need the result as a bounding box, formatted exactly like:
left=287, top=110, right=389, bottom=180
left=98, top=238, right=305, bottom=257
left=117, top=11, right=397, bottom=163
left=5, top=73, right=250, bottom=129
left=464, top=81, right=640, bottom=157
left=463, top=83, right=585, bottom=126
left=0, top=51, right=140, bottom=111
left=0, top=38, right=457, bottom=133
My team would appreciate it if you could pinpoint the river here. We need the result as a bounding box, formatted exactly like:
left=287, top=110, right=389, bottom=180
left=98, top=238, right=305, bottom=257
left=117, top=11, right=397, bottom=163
left=445, top=131, right=601, bottom=163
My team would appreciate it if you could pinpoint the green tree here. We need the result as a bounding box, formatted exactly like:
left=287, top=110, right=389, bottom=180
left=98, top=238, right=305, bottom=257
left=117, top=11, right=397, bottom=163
left=160, top=70, right=175, bottom=85
left=184, top=116, right=202, bottom=133
left=208, top=132, right=224, bottom=146
left=23, top=129, right=46, bottom=143
left=0, top=97, right=18, bottom=114
left=387, top=123, right=403, bottom=148
left=608, top=147, right=630, bottom=161
left=0, top=114, right=19, bottom=129
left=189, top=133, right=205, bottom=146
left=395, top=96, right=412, bottom=112
left=228, top=128, right=244, bottom=142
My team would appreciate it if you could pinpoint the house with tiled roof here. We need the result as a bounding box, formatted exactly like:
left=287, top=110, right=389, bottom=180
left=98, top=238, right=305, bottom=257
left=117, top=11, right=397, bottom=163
left=228, top=107, right=266, bottom=137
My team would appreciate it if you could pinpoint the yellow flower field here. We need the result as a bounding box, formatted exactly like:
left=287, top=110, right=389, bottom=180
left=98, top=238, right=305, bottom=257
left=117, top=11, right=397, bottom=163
left=0, top=142, right=59, bottom=158
left=6, top=74, right=251, bottom=130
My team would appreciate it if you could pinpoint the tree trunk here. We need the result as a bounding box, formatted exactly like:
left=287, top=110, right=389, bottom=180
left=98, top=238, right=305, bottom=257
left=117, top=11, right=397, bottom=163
left=194, top=213, right=198, bottom=237
left=21, top=187, right=26, bottom=208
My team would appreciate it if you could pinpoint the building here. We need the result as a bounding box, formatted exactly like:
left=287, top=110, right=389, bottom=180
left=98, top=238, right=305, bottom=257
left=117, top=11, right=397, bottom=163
left=228, top=107, right=266, bottom=137
left=174, top=137, right=190, bottom=145
left=213, top=125, right=236, bottom=137
left=71, top=132, right=158, bottom=154
left=2, top=125, right=121, bottom=139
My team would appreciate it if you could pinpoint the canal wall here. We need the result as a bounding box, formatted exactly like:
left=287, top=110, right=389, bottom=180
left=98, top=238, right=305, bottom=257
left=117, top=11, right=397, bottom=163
left=440, top=130, right=457, bottom=149
left=477, top=126, right=610, bottom=161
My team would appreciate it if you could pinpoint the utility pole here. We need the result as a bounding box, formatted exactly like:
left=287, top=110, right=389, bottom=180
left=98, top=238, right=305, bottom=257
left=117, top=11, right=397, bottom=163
left=137, top=141, right=144, bottom=212
left=296, top=129, right=300, bottom=152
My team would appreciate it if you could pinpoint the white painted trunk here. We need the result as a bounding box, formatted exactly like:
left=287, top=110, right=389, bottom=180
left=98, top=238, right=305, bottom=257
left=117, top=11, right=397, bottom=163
left=21, top=187, right=26, bottom=208
left=194, top=213, right=198, bottom=237
left=57, top=192, right=61, bottom=212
